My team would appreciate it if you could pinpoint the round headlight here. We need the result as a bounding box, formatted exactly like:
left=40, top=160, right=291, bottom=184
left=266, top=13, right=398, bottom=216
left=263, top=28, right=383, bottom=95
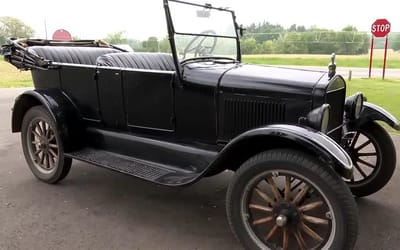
left=306, top=104, right=330, bottom=133
left=345, top=92, right=364, bottom=120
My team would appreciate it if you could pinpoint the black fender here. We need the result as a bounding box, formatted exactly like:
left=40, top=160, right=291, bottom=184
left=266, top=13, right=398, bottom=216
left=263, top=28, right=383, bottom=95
left=207, top=124, right=353, bottom=179
left=11, top=89, right=85, bottom=151
left=354, top=102, right=400, bottom=130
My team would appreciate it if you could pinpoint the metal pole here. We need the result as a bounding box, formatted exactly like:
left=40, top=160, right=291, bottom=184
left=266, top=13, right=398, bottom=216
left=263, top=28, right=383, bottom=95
left=382, top=35, right=389, bottom=80
left=368, top=37, right=374, bottom=78
left=44, top=20, right=48, bottom=40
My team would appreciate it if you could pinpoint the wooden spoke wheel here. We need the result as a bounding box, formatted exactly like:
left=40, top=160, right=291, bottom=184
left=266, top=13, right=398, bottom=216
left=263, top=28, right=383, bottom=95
left=345, top=122, right=396, bottom=197
left=226, top=149, right=358, bottom=250
left=21, top=106, right=72, bottom=184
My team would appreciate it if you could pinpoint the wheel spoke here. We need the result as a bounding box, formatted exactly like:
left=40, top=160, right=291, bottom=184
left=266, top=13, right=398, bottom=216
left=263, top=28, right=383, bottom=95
left=293, top=185, right=310, bottom=205
left=48, top=152, right=55, bottom=166
left=45, top=123, right=51, bottom=137
left=252, top=216, right=274, bottom=226
left=354, top=162, right=368, bottom=178
left=45, top=153, right=51, bottom=169
left=302, top=214, right=329, bottom=225
left=249, top=204, right=273, bottom=212
left=265, top=224, right=278, bottom=241
left=357, top=158, right=376, bottom=169
left=284, top=176, right=291, bottom=201
left=282, top=228, right=289, bottom=250
left=48, top=133, right=55, bottom=142
left=350, top=131, right=360, bottom=149
left=254, top=188, right=275, bottom=205
left=48, top=143, right=58, bottom=149
left=32, top=140, right=40, bottom=145
left=39, top=152, right=45, bottom=165
left=33, top=148, right=42, bottom=156
left=38, top=121, right=45, bottom=135
left=355, top=139, right=372, bottom=151
left=299, top=200, right=323, bottom=212
left=48, top=148, right=58, bottom=158
left=293, top=229, right=307, bottom=250
left=291, top=179, right=302, bottom=191
left=358, top=152, right=377, bottom=157
left=32, top=129, right=41, bottom=138
left=300, top=222, right=323, bottom=242
left=266, top=176, right=282, bottom=201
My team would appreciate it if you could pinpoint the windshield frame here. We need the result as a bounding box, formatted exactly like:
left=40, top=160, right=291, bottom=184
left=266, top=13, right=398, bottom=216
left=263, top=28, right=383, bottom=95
left=163, top=0, right=241, bottom=70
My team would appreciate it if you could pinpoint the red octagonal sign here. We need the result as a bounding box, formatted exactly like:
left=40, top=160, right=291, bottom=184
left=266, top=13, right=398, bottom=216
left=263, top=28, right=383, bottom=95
left=371, top=19, right=391, bottom=37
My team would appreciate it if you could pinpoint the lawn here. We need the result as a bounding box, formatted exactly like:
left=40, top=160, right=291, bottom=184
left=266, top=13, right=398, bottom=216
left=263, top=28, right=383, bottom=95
left=0, top=58, right=32, bottom=87
left=243, top=50, right=400, bottom=68
left=347, top=78, right=400, bottom=120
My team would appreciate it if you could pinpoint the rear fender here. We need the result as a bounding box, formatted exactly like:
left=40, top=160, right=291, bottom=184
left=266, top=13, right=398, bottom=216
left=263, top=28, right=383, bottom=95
left=12, top=89, right=84, bottom=151
left=207, top=124, right=353, bottom=179
left=354, top=102, right=400, bottom=130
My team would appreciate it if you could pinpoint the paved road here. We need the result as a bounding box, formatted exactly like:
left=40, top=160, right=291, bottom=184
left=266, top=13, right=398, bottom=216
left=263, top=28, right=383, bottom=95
left=1, top=88, right=400, bottom=250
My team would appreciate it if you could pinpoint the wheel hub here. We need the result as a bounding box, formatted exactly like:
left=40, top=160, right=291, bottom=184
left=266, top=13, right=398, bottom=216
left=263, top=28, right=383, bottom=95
left=272, top=202, right=300, bottom=227
left=38, top=137, right=49, bottom=151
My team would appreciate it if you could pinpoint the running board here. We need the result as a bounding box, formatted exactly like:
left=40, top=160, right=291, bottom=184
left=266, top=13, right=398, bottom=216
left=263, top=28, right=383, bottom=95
left=66, top=148, right=202, bottom=186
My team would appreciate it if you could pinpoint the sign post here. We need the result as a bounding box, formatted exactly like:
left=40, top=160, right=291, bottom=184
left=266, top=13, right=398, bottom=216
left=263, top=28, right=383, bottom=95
left=370, top=19, right=391, bottom=79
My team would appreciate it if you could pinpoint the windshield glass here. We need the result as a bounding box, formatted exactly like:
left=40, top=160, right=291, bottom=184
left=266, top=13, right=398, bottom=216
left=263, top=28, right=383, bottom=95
left=168, top=0, right=238, bottom=61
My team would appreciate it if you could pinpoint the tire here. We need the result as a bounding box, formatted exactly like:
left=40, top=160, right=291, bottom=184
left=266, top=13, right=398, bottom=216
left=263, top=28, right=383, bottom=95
left=345, top=121, right=396, bottom=197
left=226, top=149, right=358, bottom=250
left=21, top=105, right=72, bottom=184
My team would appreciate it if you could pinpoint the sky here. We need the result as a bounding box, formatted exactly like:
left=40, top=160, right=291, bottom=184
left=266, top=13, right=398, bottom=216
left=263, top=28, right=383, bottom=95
left=1, top=0, right=398, bottom=40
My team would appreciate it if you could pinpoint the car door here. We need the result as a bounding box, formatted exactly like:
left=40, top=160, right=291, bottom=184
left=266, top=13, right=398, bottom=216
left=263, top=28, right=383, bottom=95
left=122, top=69, right=175, bottom=132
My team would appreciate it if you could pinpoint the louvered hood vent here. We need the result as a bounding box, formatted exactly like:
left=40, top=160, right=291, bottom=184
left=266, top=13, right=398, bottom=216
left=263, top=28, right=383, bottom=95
left=220, top=96, right=286, bottom=139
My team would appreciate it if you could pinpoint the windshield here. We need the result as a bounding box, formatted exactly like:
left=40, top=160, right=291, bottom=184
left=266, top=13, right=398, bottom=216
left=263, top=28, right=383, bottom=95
left=167, top=0, right=239, bottom=61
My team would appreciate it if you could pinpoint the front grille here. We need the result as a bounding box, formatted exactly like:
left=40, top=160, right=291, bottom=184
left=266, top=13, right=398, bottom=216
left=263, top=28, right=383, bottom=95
left=326, top=88, right=346, bottom=142
left=220, top=96, right=286, bottom=139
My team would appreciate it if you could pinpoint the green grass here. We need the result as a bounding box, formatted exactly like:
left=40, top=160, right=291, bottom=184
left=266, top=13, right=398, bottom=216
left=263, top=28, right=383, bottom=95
left=0, top=59, right=33, bottom=87
left=346, top=78, right=400, bottom=120
left=243, top=50, right=400, bottom=68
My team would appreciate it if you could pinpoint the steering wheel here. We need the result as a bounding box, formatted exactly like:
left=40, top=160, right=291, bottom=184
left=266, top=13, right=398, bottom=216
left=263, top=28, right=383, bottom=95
left=182, top=30, right=217, bottom=60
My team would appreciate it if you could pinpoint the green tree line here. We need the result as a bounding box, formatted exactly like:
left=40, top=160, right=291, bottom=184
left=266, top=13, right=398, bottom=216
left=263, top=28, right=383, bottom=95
left=2, top=16, right=400, bottom=54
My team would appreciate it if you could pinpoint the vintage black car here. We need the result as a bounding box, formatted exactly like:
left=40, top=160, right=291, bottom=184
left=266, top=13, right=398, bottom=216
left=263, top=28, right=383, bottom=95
left=1, top=0, right=399, bottom=249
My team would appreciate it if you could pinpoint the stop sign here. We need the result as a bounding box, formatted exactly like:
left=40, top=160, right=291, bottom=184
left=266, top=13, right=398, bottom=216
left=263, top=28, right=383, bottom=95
left=52, top=29, right=72, bottom=41
left=371, top=19, right=391, bottom=37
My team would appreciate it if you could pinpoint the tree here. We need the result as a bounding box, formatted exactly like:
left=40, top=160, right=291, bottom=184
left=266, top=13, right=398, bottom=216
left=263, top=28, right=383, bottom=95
left=392, top=34, right=400, bottom=51
left=0, top=16, right=35, bottom=44
left=103, top=31, right=127, bottom=44
left=142, top=37, right=159, bottom=52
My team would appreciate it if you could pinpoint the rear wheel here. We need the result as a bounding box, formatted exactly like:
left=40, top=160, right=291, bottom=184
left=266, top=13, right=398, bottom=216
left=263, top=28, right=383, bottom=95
left=21, top=106, right=72, bottom=184
left=345, top=121, right=396, bottom=197
left=226, top=149, right=358, bottom=250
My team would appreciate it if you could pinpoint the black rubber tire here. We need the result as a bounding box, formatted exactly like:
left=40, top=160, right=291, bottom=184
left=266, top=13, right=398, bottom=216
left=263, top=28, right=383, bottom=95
left=21, top=106, right=72, bottom=184
left=346, top=122, right=396, bottom=197
left=226, top=149, right=358, bottom=250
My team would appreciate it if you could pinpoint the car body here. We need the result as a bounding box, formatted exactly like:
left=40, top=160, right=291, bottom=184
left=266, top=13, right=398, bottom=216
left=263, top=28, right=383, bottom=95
left=1, top=0, right=399, bottom=249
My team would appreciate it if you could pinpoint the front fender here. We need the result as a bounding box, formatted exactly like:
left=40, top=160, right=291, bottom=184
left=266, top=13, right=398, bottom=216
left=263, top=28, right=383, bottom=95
left=356, top=102, right=400, bottom=130
left=208, top=124, right=353, bottom=179
left=12, top=89, right=84, bottom=151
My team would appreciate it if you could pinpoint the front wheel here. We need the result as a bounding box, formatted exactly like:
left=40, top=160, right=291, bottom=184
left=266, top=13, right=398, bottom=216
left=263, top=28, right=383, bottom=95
left=21, top=106, right=72, bottom=184
left=344, top=121, right=396, bottom=197
left=226, top=149, right=358, bottom=250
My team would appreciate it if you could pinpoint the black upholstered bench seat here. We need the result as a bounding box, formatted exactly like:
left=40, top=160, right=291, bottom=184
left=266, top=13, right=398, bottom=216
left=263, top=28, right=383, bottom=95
left=96, top=52, right=176, bottom=71
left=28, top=46, right=120, bottom=65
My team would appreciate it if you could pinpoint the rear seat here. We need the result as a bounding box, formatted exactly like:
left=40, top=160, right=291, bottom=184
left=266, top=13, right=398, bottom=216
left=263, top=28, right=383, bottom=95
left=96, top=52, right=175, bottom=71
left=28, top=46, right=120, bottom=65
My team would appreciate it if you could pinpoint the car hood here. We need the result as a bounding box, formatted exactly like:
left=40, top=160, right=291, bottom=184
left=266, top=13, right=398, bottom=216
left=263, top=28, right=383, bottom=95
left=220, top=64, right=327, bottom=98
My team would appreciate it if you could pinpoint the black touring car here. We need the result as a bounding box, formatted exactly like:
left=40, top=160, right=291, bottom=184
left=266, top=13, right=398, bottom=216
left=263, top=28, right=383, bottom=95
left=2, top=0, right=399, bottom=249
